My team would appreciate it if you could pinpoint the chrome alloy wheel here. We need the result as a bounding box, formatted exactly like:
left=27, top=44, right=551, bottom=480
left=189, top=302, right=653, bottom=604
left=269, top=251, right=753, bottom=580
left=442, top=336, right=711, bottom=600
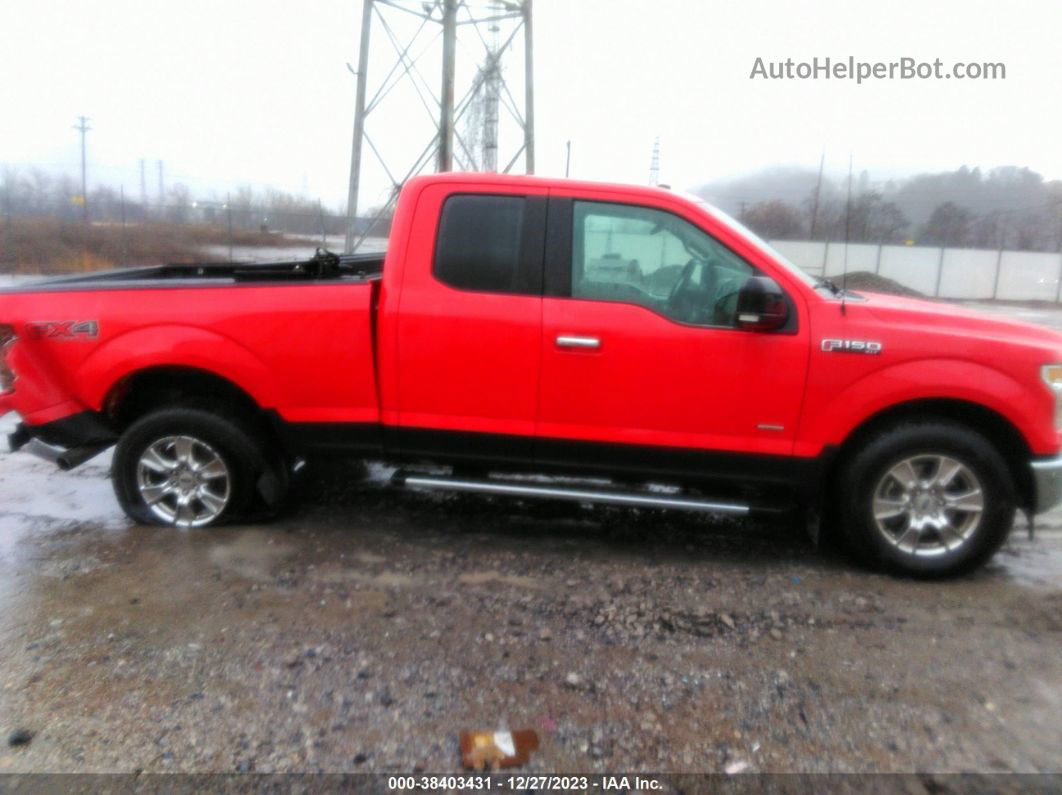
left=871, top=454, right=984, bottom=557
left=135, top=435, right=231, bottom=527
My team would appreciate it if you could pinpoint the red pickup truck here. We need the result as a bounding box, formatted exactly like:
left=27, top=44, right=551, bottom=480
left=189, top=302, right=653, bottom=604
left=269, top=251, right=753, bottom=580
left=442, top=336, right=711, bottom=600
left=3, top=173, right=1062, bottom=576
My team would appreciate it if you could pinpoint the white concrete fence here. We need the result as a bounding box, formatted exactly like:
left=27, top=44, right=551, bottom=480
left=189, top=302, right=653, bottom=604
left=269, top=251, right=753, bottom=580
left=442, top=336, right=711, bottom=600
left=770, top=240, right=1062, bottom=302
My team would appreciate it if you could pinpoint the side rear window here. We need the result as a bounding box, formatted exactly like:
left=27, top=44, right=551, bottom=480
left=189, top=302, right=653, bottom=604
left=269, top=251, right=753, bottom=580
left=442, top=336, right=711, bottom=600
left=434, top=195, right=527, bottom=293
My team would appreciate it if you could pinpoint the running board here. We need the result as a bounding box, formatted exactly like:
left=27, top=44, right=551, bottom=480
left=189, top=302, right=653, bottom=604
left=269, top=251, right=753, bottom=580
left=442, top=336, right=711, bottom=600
left=395, top=473, right=750, bottom=515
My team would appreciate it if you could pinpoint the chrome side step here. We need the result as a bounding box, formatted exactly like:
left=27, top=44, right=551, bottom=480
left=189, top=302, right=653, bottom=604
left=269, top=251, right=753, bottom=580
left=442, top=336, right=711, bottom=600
left=396, top=473, right=750, bottom=515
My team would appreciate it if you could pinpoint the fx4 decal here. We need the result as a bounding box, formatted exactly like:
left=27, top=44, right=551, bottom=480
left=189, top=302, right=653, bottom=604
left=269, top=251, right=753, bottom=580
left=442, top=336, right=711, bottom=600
left=821, top=338, right=882, bottom=355
left=25, top=320, right=100, bottom=341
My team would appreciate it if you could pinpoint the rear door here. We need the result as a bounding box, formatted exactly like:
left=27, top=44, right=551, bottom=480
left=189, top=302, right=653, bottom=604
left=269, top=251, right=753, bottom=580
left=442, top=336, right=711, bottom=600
left=536, top=192, right=810, bottom=480
left=391, top=183, right=547, bottom=462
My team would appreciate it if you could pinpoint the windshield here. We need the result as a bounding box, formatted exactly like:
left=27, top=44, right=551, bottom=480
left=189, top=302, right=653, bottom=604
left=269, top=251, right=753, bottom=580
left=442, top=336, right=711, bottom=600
left=684, top=196, right=819, bottom=289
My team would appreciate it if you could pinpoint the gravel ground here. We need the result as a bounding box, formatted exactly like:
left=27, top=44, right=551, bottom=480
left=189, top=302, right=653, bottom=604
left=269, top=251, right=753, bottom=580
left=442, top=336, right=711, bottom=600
left=0, top=446, right=1059, bottom=776
left=0, top=303, right=1061, bottom=778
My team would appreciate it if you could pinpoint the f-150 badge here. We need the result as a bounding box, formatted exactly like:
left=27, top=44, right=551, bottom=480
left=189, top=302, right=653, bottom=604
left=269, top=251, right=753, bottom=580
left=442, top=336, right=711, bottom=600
left=25, top=320, right=99, bottom=340
left=821, top=338, right=882, bottom=354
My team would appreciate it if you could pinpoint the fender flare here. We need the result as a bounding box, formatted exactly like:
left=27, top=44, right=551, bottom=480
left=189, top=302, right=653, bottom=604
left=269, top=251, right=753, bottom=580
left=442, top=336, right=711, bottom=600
left=802, top=357, right=1041, bottom=452
left=75, top=325, right=283, bottom=412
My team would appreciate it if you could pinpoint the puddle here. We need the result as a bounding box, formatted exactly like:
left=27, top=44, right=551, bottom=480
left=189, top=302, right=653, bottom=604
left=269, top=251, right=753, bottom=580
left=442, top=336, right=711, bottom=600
left=991, top=538, right=1062, bottom=589
left=206, top=529, right=297, bottom=581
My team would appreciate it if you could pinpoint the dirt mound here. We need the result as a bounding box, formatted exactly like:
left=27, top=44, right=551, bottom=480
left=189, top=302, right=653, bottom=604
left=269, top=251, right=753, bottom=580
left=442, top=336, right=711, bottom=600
left=838, top=271, right=924, bottom=297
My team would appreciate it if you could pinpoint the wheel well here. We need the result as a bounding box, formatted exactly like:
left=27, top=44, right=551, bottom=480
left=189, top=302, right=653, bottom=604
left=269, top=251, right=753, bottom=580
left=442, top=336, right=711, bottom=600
left=830, top=399, right=1034, bottom=509
left=105, top=366, right=268, bottom=433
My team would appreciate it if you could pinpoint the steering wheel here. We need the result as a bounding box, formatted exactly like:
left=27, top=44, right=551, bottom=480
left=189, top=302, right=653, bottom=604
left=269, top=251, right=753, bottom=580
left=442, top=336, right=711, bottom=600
left=665, top=260, right=701, bottom=323
left=713, top=290, right=742, bottom=326
left=666, top=260, right=696, bottom=305
left=666, top=259, right=717, bottom=324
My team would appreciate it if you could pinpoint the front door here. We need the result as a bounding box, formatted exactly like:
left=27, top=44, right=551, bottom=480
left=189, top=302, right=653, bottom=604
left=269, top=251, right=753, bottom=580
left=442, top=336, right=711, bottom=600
left=537, top=194, right=810, bottom=479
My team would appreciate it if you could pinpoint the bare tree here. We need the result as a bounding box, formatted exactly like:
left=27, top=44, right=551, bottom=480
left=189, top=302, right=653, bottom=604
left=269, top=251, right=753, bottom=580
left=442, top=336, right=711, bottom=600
left=920, top=202, right=973, bottom=246
left=741, top=200, right=805, bottom=239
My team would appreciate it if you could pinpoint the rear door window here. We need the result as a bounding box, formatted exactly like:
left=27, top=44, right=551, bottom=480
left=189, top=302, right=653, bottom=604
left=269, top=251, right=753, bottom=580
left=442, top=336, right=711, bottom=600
left=435, top=195, right=530, bottom=294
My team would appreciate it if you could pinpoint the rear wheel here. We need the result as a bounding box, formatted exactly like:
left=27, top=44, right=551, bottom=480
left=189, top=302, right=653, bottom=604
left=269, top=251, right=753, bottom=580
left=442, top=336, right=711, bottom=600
left=113, top=407, right=271, bottom=528
left=838, top=422, right=1015, bottom=577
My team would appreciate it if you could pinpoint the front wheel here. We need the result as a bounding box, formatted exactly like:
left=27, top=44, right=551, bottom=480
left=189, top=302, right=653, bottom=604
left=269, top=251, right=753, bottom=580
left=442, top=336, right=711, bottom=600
left=113, top=407, right=270, bottom=528
left=838, top=422, right=1016, bottom=577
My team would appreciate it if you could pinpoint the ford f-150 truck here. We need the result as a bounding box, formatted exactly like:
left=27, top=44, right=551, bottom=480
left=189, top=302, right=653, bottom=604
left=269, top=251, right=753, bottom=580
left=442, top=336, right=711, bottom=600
left=3, top=173, right=1062, bottom=577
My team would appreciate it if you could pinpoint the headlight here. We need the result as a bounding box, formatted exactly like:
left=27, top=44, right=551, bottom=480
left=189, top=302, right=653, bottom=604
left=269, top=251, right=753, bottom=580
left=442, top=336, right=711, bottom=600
left=1042, top=364, right=1062, bottom=429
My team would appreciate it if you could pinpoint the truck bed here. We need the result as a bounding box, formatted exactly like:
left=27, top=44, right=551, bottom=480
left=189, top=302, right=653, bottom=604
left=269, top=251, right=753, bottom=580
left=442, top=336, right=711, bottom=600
left=1, top=250, right=384, bottom=293
left=0, top=248, right=383, bottom=432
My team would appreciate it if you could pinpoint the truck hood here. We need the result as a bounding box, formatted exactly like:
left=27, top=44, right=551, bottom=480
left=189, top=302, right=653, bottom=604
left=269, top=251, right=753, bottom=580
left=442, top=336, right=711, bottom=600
left=858, top=290, right=1062, bottom=349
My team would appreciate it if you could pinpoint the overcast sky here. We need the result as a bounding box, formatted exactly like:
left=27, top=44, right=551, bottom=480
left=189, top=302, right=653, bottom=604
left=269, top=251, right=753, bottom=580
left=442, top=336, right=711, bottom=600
left=2, top=0, right=1061, bottom=209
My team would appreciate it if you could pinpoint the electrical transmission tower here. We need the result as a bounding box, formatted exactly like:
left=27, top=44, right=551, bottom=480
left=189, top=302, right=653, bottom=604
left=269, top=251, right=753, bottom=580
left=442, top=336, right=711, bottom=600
left=344, top=0, right=535, bottom=253
left=463, top=21, right=503, bottom=172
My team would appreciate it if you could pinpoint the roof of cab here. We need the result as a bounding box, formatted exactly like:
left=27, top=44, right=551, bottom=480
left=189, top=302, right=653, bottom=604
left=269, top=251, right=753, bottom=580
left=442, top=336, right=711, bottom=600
left=404, top=171, right=681, bottom=201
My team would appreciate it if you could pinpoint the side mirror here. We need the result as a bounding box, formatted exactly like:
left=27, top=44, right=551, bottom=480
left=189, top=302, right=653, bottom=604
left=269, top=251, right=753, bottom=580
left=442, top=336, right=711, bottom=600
left=735, top=276, right=788, bottom=332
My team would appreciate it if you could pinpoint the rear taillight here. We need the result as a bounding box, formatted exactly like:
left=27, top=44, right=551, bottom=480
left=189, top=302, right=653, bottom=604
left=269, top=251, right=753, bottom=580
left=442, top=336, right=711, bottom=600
left=0, top=324, right=17, bottom=393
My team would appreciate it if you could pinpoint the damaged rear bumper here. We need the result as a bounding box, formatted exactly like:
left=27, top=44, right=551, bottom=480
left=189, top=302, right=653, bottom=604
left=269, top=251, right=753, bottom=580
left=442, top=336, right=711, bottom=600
left=7, top=411, right=117, bottom=470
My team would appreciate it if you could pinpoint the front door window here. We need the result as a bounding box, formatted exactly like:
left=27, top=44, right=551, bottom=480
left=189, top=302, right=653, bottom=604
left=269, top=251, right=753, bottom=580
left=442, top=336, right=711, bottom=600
left=572, top=201, right=756, bottom=328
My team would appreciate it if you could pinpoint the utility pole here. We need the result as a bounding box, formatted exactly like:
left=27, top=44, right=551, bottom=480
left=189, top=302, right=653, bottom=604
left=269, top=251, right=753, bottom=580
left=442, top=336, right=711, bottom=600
left=565, top=140, right=571, bottom=178
left=809, top=150, right=825, bottom=240
left=73, top=116, right=91, bottom=223
left=438, top=0, right=457, bottom=173
left=226, top=192, right=234, bottom=262
left=139, top=159, right=147, bottom=208
left=156, top=160, right=164, bottom=205
left=649, top=137, right=660, bottom=186
left=119, top=185, right=128, bottom=264
left=3, top=180, right=12, bottom=266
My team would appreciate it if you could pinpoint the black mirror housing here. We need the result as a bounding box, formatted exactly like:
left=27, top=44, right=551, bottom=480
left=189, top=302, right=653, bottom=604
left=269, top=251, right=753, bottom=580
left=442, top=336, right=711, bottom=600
left=735, top=276, right=788, bottom=332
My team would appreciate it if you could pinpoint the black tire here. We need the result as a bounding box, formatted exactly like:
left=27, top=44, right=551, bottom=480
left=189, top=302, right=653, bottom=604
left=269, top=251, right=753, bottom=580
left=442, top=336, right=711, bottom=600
left=837, top=422, right=1015, bottom=577
left=113, top=406, right=273, bottom=528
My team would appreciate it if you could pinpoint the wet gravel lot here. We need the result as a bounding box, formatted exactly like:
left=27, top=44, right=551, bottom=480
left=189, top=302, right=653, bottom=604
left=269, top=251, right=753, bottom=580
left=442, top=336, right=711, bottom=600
left=0, top=302, right=1060, bottom=777
left=0, top=447, right=1059, bottom=776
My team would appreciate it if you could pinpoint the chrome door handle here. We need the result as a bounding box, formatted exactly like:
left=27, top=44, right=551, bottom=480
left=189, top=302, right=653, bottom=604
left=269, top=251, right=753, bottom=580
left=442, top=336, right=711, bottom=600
left=556, top=335, right=600, bottom=349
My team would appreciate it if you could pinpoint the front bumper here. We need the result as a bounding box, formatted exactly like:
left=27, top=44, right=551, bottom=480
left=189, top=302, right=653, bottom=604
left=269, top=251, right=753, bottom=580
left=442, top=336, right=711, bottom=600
left=1031, top=455, right=1062, bottom=513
